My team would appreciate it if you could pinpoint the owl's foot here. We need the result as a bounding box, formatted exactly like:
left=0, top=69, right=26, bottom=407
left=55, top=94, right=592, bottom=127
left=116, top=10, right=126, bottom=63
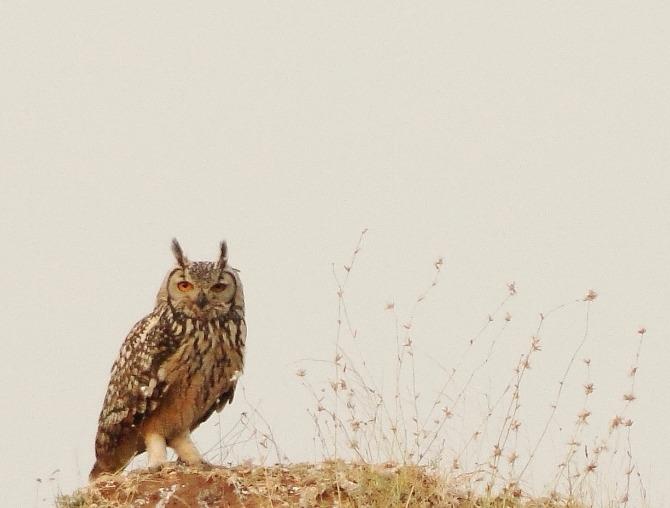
left=145, top=433, right=168, bottom=472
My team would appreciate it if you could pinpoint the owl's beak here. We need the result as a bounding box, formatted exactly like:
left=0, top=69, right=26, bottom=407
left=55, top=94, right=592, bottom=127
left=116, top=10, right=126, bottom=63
left=195, top=291, right=209, bottom=309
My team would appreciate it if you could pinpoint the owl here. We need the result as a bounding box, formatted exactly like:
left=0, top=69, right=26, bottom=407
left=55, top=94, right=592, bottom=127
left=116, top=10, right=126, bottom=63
left=89, top=239, right=246, bottom=480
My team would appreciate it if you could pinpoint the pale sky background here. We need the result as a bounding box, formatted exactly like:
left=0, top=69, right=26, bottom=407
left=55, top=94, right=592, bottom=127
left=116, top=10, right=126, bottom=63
left=2, top=2, right=669, bottom=507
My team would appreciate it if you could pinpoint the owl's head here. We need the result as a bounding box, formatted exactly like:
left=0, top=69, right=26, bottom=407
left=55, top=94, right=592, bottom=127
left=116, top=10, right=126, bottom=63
left=157, top=239, right=244, bottom=320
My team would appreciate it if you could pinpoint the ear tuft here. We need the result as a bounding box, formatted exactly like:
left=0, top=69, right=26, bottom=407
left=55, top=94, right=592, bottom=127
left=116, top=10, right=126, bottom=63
left=171, top=238, right=188, bottom=268
left=217, top=240, right=228, bottom=270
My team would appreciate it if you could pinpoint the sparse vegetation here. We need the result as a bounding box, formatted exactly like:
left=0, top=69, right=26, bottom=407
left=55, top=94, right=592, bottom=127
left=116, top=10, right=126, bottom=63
left=58, top=231, right=648, bottom=507
left=57, top=462, right=586, bottom=507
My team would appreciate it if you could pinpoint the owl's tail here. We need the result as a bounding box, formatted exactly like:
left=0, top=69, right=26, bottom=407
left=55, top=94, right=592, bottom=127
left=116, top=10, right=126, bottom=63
left=89, top=439, right=140, bottom=481
left=89, top=453, right=136, bottom=481
left=88, top=461, right=108, bottom=481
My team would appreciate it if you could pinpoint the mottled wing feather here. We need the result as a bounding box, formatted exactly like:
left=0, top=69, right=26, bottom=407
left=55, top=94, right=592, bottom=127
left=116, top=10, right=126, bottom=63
left=191, top=382, right=237, bottom=432
left=95, top=310, right=177, bottom=455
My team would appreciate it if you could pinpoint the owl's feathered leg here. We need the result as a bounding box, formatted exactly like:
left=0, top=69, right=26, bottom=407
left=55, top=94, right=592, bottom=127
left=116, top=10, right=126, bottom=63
left=170, top=431, right=205, bottom=465
left=145, top=432, right=168, bottom=469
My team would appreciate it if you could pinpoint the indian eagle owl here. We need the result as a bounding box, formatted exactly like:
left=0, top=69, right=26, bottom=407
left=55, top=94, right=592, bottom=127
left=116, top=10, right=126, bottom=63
left=90, top=239, right=246, bottom=479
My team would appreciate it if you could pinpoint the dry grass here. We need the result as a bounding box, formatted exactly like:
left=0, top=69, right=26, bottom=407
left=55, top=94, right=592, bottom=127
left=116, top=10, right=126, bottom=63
left=57, top=461, right=585, bottom=507
left=295, top=230, right=648, bottom=506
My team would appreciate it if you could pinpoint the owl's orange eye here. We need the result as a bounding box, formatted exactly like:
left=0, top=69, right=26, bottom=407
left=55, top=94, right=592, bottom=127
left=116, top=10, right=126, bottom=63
left=177, top=281, right=194, bottom=292
left=211, top=282, right=228, bottom=292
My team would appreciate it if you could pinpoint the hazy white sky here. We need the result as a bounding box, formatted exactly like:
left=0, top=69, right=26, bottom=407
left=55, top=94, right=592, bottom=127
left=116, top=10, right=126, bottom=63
left=2, top=2, right=669, bottom=506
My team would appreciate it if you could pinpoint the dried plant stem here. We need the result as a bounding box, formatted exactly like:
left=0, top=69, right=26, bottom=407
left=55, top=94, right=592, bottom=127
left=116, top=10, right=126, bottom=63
left=574, top=328, right=646, bottom=495
left=331, top=229, right=368, bottom=505
left=552, top=358, right=593, bottom=495
left=332, top=229, right=367, bottom=460
left=418, top=288, right=515, bottom=464
left=424, top=293, right=513, bottom=426
left=488, top=298, right=580, bottom=491
left=519, top=299, right=592, bottom=479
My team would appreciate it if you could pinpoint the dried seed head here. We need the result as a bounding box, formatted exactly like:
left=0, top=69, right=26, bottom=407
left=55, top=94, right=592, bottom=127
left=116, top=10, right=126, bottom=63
left=584, top=383, right=594, bottom=395
left=506, top=482, right=522, bottom=497
left=531, top=336, right=542, bottom=351
left=610, top=415, right=624, bottom=430
left=504, top=312, right=512, bottom=322
left=295, top=369, right=306, bottom=378
left=584, top=289, right=598, bottom=301
left=577, top=409, right=592, bottom=423
left=623, top=393, right=636, bottom=402
left=637, top=326, right=647, bottom=335
left=507, top=281, right=517, bottom=295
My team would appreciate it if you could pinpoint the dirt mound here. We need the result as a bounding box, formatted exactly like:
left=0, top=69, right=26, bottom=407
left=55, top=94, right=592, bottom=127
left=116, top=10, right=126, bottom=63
left=58, top=461, right=580, bottom=507
left=57, top=461, right=463, bottom=507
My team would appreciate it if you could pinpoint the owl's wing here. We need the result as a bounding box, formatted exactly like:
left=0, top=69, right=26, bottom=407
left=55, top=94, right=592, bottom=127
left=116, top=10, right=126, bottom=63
left=94, top=310, right=177, bottom=456
left=190, top=381, right=237, bottom=432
